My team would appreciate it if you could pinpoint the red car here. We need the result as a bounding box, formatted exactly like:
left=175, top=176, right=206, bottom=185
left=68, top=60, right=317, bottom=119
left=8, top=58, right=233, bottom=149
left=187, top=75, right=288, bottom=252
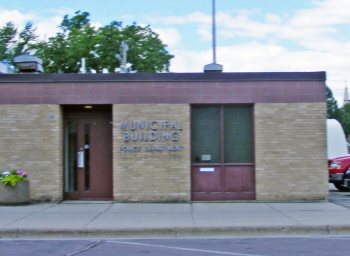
left=329, top=155, right=350, bottom=191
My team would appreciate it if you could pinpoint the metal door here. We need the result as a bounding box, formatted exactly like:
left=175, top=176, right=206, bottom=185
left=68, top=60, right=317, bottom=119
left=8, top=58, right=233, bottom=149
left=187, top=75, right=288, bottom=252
left=64, top=110, right=113, bottom=200
left=191, top=105, right=255, bottom=201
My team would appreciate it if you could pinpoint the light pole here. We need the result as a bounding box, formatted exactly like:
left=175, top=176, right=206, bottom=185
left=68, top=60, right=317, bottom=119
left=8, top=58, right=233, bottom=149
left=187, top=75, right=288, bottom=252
left=212, top=0, right=216, bottom=64
left=204, top=0, right=223, bottom=72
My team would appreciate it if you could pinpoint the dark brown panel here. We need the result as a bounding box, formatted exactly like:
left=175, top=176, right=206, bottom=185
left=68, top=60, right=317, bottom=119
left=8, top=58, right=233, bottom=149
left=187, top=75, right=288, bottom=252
left=192, top=167, right=223, bottom=193
left=224, top=192, right=256, bottom=200
left=191, top=165, right=256, bottom=201
left=224, top=166, right=255, bottom=193
left=0, top=72, right=326, bottom=83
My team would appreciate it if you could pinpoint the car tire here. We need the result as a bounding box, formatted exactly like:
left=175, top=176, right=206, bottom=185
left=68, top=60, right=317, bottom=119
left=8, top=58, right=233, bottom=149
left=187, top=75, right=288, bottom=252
left=333, top=181, right=350, bottom=192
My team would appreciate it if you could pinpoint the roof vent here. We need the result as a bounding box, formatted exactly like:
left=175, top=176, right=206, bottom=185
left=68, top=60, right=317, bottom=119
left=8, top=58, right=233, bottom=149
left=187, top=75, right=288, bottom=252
left=0, top=62, right=14, bottom=74
left=13, top=54, right=43, bottom=73
left=204, top=63, right=223, bottom=73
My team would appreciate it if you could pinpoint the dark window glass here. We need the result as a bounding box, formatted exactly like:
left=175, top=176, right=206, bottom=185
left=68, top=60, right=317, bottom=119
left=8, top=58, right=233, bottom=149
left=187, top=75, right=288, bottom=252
left=224, top=106, right=253, bottom=163
left=65, top=120, right=77, bottom=192
left=192, top=107, right=221, bottom=163
left=84, top=124, right=90, bottom=191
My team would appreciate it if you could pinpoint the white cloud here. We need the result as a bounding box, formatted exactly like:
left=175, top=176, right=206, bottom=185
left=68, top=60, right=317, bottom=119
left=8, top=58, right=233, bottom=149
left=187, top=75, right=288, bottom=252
left=197, top=23, right=212, bottom=41
left=265, top=14, right=282, bottom=24
left=34, top=16, right=62, bottom=39
left=169, top=48, right=211, bottom=72
left=46, top=7, right=74, bottom=17
left=0, top=8, right=38, bottom=26
left=153, top=27, right=182, bottom=48
left=146, top=12, right=211, bottom=25
left=170, top=39, right=350, bottom=104
left=122, top=15, right=134, bottom=19
left=0, top=8, right=72, bottom=39
left=290, top=0, right=350, bottom=27
left=91, top=21, right=103, bottom=30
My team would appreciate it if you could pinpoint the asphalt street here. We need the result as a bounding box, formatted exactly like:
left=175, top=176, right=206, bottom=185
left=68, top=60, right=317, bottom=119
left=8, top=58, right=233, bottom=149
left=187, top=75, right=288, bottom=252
left=1, top=235, right=350, bottom=256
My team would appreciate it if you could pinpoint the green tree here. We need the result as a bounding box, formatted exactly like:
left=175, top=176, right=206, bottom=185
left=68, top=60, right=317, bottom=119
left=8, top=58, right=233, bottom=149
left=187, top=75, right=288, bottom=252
left=341, top=103, right=350, bottom=137
left=0, top=22, right=37, bottom=66
left=33, top=11, right=173, bottom=73
left=0, top=22, right=17, bottom=63
left=327, top=86, right=342, bottom=121
left=13, top=22, right=37, bottom=57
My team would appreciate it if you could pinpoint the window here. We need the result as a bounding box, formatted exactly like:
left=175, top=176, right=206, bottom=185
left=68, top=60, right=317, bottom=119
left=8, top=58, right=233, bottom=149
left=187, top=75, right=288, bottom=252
left=192, top=105, right=253, bottom=164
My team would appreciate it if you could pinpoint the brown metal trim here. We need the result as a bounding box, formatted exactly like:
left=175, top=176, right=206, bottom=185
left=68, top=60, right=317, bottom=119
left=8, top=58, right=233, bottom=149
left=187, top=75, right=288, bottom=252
left=0, top=71, right=326, bottom=83
left=192, top=163, right=255, bottom=166
left=220, top=106, right=225, bottom=194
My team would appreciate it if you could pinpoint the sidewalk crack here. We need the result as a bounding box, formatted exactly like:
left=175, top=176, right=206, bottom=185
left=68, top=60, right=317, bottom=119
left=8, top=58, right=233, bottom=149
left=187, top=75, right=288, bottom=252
left=3, top=203, right=58, bottom=228
left=83, top=203, right=114, bottom=228
left=190, top=203, right=196, bottom=227
left=265, top=203, right=303, bottom=225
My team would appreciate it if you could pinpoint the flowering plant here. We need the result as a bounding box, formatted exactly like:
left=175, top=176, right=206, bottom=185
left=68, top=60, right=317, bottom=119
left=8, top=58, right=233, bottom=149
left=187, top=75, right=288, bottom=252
left=0, top=170, right=28, bottom=186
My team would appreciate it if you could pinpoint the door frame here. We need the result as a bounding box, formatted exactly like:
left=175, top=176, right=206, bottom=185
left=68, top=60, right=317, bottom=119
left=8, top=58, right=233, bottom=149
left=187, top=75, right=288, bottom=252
left=62, top=105, right=113, bottom=200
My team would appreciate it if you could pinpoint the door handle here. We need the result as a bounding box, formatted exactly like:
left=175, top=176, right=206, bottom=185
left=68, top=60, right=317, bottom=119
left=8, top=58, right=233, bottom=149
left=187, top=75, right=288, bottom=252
left=78, top=151, right=84, bottom=168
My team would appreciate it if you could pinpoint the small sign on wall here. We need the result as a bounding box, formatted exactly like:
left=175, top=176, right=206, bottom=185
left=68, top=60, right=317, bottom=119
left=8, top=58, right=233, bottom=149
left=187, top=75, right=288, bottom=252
left=199, top=167, right=215, bottom=172
left=201, top=155, right=211, bottom=161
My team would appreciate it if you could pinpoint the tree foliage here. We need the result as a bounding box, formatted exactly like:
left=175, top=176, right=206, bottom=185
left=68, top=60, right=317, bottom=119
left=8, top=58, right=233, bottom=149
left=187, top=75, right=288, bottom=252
left=341, top=103, right=350, bottom=137
left=327, top=85, right=350, bottom=138
left=0, top=22, right=37, bottom=66
left=0, top=11, right=173, bottom=73
left=327, top=86, right=342, bottom=121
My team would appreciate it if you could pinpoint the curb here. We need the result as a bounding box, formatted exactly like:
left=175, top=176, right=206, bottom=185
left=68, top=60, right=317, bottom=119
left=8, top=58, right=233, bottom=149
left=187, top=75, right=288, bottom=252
left=3, top=225, right=350, bottom=238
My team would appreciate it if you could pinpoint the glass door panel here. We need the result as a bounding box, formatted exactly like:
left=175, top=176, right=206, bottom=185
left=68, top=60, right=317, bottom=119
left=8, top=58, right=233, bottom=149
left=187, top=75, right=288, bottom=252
left=84, top=123, right=90, bottom=192
left=64, top=120, right=78, bottom=192
left=192, top=106, right=221, bottom=163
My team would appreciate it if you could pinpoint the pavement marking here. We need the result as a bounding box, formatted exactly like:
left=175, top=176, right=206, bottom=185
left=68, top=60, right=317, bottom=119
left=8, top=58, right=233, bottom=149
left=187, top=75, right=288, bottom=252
left=66, top=240, right=101, bottom=256
left=108, top=240, right=263, bottom=256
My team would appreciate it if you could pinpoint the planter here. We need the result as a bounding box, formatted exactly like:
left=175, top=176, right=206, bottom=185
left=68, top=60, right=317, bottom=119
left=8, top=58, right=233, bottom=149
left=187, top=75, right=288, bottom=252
left=0, top=180, right=30, bottom=204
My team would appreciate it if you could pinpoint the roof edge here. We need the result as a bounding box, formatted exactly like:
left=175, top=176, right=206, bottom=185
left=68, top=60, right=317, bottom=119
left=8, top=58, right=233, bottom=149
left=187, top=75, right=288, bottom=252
left=0, top=71, right=326, bottom=83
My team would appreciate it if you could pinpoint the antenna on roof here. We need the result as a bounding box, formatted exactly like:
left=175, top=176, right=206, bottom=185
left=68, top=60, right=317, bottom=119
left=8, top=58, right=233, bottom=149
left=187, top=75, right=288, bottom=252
left=204, top=0, right=223, bottom=73
left=116, top=41, right=136, bottom=73
left=81, top=58, right=86, bottom=74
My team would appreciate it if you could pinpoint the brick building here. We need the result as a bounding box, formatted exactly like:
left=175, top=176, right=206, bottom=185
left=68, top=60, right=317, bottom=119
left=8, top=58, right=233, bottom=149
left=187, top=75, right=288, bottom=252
left=0, top=71, right=328, bottom=202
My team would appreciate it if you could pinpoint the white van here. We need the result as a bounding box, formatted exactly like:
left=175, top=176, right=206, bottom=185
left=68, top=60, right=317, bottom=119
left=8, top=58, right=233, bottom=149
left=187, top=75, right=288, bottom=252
left=327, top=119, right=348, bottom=159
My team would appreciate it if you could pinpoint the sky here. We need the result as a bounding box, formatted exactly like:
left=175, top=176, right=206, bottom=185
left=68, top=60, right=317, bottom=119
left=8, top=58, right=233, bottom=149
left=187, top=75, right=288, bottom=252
left=0, top=0, right=349, bottom=105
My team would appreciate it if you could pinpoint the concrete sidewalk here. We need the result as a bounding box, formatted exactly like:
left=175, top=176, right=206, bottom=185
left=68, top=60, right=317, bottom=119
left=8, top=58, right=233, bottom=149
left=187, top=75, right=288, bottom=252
left=2, top=201, right=350, bottom=238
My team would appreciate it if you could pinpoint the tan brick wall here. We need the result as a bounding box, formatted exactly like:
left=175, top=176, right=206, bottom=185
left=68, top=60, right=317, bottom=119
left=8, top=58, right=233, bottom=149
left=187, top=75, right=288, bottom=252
left=254, top=103, right=328, bottom=201
left=113, top=104, right=191, bottom=201
left=0, top=105, right=63, bottom=201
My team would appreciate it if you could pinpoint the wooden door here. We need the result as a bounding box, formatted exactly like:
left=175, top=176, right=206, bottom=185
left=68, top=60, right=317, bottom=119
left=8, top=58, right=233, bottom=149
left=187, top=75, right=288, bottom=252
left=64, top=106, right=113, bottom=200
left=191, top=165, right=255, bottom=201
